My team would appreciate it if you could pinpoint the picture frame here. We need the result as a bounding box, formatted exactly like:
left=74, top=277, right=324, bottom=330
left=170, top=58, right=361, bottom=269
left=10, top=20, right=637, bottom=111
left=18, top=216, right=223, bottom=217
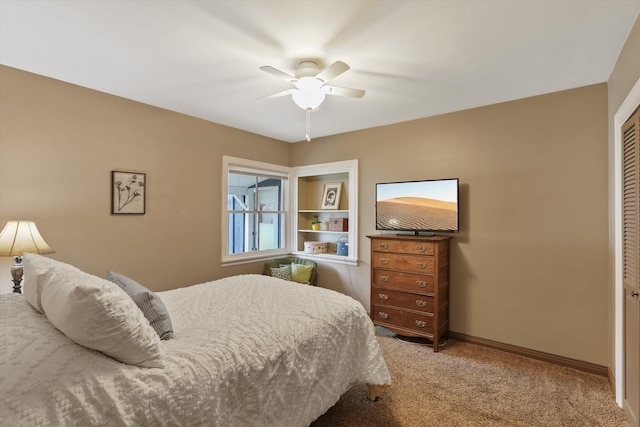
left=320, top=182, right=342, bottom=210
left=111, top=170, right=146, bottom=215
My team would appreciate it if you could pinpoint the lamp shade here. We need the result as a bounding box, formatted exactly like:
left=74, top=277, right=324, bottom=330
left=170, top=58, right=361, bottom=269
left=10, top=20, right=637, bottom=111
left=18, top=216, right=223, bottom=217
left=0, top=221, right=55, bottom=256
left=292, top=77, right=326, bottom=111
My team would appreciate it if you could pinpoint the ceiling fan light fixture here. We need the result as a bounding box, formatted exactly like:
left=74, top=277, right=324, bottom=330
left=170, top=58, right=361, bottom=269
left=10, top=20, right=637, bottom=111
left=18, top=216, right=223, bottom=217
left=292, top=77, right=325, bottom=110
left=259, top=60, right=364, bottom=139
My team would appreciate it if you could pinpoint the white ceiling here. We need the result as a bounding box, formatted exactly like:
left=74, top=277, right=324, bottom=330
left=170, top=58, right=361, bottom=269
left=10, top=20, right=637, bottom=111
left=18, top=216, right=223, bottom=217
left=1, top=1, right=639, bottom=143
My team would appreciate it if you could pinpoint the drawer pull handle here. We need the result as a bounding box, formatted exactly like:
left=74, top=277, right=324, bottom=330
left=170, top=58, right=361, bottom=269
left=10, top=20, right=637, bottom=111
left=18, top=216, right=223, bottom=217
left=415, top=320, right=426, bottom=328
left=378, top=243, right=389, bottom=249
left=416, top=245, right=426, bottom=251
left=378, top=293, right=389, bottom=300
left=416, top=262, right=426, bottom=269
left=378, top=312, right=389, bottom=319
left=379, top=275, right=389, bottom=282
left=415, top=300, right=427, bottom=308
left=416, top=280, right=427, bottom=288
left=379, top=258, right=389, bottom=265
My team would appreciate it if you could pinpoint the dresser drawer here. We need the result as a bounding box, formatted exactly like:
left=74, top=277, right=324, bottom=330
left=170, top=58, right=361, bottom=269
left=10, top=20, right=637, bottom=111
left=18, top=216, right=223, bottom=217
left=373, top=286, right=435, bottom=313
left=372, top=305, right=434, bottom=334
left=372, top=269, right=434, bottom=293
left=373, top=252, right=435, bottom=274
left=371, top=239, right=435, bottom=256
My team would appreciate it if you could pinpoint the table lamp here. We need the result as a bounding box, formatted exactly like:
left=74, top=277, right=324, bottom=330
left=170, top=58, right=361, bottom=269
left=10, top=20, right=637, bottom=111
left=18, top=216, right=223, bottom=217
left=0, top=220, right=55, bottom=293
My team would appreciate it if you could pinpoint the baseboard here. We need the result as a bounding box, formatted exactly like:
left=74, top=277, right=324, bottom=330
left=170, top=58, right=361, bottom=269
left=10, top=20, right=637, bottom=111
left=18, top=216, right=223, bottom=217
left=448, top=331, right=608, bottom=377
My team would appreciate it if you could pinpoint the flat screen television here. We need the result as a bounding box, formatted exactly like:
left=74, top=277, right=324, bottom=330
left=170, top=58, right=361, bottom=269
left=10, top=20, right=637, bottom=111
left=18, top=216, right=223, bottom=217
left=376, top=178, right=459, bottom=234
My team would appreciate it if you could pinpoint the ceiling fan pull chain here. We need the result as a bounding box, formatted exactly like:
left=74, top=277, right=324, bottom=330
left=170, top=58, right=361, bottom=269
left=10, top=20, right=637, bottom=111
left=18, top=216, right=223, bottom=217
left=305, top=110, right=311, bottom=142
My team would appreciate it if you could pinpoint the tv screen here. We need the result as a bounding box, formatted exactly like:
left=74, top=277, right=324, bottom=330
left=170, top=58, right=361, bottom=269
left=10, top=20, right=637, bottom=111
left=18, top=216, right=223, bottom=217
left=376, top=178, right=459, bottom=234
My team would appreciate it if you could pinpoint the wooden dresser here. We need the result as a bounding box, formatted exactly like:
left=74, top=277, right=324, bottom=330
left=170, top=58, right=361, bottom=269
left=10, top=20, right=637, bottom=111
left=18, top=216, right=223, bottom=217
left=367, top=234, right=451, bottom=352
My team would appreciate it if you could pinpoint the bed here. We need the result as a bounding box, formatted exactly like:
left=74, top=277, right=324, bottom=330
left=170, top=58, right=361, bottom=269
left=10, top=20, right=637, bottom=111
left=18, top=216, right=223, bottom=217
left=0, top=255, right=390, bottom=426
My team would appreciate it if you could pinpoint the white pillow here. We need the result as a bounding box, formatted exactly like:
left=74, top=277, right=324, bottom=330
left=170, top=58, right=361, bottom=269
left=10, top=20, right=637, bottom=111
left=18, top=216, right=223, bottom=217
left=39, top=264, right=165, bottom=368
left=22, top=253, right=77, bottom=313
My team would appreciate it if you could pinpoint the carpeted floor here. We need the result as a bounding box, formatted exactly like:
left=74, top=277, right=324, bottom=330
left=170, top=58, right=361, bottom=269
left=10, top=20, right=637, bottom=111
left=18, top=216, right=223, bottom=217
left=311, top=328, right=629, bottom=426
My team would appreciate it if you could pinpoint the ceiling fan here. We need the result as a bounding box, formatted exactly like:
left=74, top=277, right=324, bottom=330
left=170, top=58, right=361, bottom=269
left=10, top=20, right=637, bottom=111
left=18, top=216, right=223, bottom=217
left=259, top=59, right=365, bottom=111
left=259, top=59, right=365, bottom=141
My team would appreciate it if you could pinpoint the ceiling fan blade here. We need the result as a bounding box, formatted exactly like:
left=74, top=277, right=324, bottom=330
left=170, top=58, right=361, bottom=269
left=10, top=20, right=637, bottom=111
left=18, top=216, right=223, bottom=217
left=315, top=61, right=350, bottom=83
left=324, top=86, right=365, bottom=98
left=257, top=89, right=296, bottom=101
left=259, top=66, right=297, bottom=83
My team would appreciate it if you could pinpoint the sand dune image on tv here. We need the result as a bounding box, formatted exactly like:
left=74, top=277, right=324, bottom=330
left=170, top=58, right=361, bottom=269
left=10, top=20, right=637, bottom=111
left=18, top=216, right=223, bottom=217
left=376, top=197, right=458, bottom=231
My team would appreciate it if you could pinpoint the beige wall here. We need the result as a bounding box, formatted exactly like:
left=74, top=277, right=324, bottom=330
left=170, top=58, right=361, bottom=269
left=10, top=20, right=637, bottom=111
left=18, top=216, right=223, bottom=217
left=0, top=65, right=290, bottom=292
left=292, top=84, right=610, bottom=365
left=0, top=55, right=620, bottom=367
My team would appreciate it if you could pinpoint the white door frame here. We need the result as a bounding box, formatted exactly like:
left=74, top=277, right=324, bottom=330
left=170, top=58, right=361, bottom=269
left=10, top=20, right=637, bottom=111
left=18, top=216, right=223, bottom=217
left=614, top=77, right=640, bottom=405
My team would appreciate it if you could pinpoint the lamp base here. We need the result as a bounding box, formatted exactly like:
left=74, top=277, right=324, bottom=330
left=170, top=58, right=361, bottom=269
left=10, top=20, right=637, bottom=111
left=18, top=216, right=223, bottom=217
left=10, top=256, right=24, bottom=294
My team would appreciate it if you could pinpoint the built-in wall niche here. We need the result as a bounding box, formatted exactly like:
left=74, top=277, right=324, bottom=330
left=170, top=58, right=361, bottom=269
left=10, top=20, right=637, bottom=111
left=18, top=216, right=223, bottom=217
left=292, top=159, right=358, bottom=265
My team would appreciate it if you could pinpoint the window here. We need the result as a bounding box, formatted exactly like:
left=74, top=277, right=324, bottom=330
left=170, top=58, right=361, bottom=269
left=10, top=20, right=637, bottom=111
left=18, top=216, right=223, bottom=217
left=222, top=156, right=289, bottom=264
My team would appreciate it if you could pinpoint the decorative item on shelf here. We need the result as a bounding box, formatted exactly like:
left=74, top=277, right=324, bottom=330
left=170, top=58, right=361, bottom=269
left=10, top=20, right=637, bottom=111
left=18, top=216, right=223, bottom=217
left=311, top=215, right=321, bottom=231
left=336, top=236, right=349, bottom=256
left=328, top=217, right=348, bottom=232
left=0, top=220, right=55, bottom=293
left=111, top=170, right=146, bottom=215
left=321, top=182, right=342, bottom=210
left=304, top=241, right=328, bottom=254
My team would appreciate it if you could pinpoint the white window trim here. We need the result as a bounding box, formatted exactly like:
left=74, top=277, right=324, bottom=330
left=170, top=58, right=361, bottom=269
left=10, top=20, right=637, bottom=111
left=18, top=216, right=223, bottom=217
left=222, top=156, right=290, bottom=266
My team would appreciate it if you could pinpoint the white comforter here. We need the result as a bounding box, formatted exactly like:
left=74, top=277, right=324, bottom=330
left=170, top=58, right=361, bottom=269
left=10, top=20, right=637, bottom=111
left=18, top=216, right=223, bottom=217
left=0, top=274, right=390, bottom=426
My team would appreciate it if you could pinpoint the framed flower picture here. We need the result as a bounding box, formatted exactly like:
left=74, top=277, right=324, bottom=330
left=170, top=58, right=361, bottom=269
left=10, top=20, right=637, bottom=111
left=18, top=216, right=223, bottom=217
left=111, top=171, right=146, bottom=214
left=320, top=182, right=341, bottom=210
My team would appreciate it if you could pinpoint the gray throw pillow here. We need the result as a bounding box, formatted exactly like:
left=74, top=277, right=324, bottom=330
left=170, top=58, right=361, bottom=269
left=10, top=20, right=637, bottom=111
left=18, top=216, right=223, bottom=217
left=106, top=270, right=174, bottom=340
